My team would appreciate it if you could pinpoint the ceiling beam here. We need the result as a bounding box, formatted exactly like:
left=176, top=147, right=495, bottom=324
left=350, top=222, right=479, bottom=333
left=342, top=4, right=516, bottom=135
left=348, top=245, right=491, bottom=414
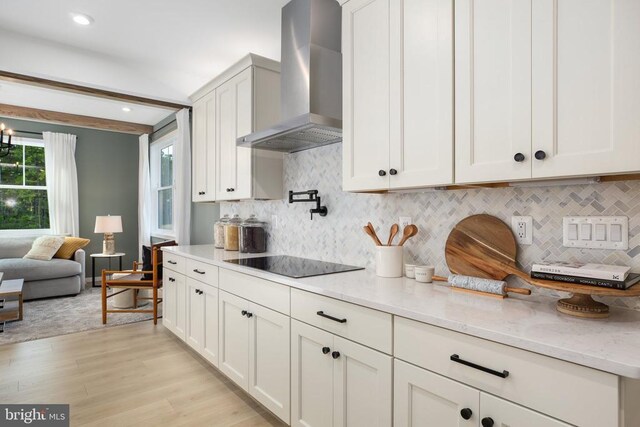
left=0, top=103, right=154, bottom=135
left=0, top=70, right=190, bottom=111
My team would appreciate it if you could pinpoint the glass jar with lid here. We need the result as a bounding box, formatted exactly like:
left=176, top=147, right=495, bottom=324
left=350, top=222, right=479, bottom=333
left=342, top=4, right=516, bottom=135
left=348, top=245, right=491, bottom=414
left=239, top=215, right=268, bottom=253
left=224, top=214, right=243, bottom=251
left=214, top=214, right=231, bottom=249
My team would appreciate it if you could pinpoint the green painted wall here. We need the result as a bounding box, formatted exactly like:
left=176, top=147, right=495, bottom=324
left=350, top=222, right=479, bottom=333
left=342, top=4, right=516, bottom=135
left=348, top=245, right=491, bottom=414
left=0, top=117, right=139, bottom=277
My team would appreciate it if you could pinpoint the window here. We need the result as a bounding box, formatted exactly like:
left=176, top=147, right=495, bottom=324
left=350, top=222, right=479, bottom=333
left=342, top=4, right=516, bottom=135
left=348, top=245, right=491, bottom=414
left=0, top=137, right=49, bottom=232
left=150, top=132, right=176, bottom=237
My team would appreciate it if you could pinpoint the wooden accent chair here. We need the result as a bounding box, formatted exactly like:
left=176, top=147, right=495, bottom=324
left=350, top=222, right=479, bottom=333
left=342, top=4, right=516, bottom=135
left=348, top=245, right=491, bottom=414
left=101, top=240, right=177, bottom=325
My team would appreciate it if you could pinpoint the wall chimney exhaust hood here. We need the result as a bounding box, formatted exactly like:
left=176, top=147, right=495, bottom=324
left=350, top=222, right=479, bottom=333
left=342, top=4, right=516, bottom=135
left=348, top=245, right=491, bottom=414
left=237, top=0, right=342, bottom=153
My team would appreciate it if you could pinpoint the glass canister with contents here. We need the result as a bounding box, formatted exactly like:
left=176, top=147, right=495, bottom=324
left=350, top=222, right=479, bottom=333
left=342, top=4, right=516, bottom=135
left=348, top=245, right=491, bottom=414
left=224, top=214, right=243, bottom=251
left=214, top=214, right=231, bottom=249
left=239, top=215, right=268, bottom=253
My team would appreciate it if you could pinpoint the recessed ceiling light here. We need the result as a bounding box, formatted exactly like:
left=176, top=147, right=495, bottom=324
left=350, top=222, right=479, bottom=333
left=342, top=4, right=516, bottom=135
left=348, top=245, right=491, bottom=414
left=122, top=107, right=131, bottom=112
left=71, top=13, right=94, bottom=26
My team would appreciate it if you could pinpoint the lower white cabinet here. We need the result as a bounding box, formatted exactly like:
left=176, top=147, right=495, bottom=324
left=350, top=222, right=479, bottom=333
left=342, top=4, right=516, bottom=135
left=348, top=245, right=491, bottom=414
left=219, top=290, right=290, bottom=423
left=394, top=360, right=570, bottom=427
left=185, top=278, right=218, bottom=366
left=163, top=269, right=186, bottom=341
left=291, top=320, right=392, bottom=427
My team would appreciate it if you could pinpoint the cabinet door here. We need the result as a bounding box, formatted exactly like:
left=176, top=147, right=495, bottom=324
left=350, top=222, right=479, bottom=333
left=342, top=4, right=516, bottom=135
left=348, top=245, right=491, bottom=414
left=201, top=283, right=218, bottom=367
left=186, top=278, right=205, bottom=352
left=218, top=291, right=250, bottom=389
left=291, top=320, right=335, bottom=427
left=394, top=359, right=479, bottom=427
left=342, top=0, right=392, bottom=192
left=480, top=393, right=571, bottom=427
left=192, top=91, right=216, bottom=202
left=162, top=271, right=178, bottom=333
left=216, top=67, right=254, bottom=201
left=531, top=0, right=640, bottom=178
left=332, top=336, right=392, bottom=427
left=174, top=273, right=187, bottom=341
left=248, top=303, right=290, bottom=424
left=455, top=0, right=532, bottom=184
left=390, top=0, right=454, bottom=189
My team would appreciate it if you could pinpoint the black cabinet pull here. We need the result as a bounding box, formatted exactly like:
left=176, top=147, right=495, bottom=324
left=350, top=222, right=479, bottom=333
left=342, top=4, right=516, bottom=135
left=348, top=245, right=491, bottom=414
left=198, top=191, right=205, bottom=195
left=246, top=312, right=253, bottom=318
left=193, top=269, right=205, bottom=275
left=450, top=354, right=509, bottom=378
left=241, top=310, right=248, bottom=316
left=322, top=346, right=331, bottom=354
left=167, top=260, right=177, bottom=265
left=317, top=311, right=347, bottom=324
left=460, top=408, right=473, bottom=420
left=331, top=351, right=340, bottom=359
left=534, top=150, right=547, bottom=160
left=195, top=289, right=199, bottom=294
left=168, top=277, right=175, bottom=282
left=378, top=170, right=387, bottom=176
left=389, top=168, right=398, bottom=175
left=481, top=417, right=494, bottom=427
left=513, top=153, right=525, bottom=162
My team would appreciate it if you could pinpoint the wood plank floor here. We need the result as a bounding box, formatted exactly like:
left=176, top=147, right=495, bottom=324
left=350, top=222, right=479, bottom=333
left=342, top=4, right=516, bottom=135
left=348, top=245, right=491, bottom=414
left=0, top=321, right=286, bottom=427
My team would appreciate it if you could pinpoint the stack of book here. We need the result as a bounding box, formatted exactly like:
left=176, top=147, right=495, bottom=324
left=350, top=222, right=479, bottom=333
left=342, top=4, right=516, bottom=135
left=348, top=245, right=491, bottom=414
left=531, top=261, right=639, bottom=290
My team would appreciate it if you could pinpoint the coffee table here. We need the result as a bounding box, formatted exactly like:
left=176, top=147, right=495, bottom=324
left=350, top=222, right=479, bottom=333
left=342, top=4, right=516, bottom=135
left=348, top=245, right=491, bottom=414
left=0, top=279, right=24, bottom=332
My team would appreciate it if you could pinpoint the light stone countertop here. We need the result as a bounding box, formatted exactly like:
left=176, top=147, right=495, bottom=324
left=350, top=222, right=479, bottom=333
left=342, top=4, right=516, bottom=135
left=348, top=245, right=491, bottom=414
left=164, top=245, right=640, bottom=379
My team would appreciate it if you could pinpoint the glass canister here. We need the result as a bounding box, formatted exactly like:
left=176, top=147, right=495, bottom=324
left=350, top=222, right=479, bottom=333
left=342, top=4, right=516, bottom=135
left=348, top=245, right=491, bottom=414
left=214, top=214, right=231, bottom=249
left=224, top=214, right=243, bottom=251
left=239, top=215, right=268, bottom=253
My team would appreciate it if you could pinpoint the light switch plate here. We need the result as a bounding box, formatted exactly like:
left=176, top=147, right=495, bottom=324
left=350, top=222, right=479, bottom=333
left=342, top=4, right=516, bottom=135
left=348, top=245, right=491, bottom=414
left=562, top=216, right=628, bottom=250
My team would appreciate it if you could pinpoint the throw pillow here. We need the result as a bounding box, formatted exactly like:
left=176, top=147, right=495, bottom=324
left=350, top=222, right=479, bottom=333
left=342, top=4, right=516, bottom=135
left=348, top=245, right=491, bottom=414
left=54, top=237, right=90, bottom=259
left=23, top=236, right=65, bottom=261
left=141, top=245, right=153, bottom=280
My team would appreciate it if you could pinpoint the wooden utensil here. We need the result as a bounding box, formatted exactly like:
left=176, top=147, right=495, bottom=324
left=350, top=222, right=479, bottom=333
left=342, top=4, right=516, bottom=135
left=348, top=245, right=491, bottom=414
left=398, top=224, right=418, bottom=246
left=387, top=224, right=399, bottom=246
left=363, top=223, right=383, bottom=246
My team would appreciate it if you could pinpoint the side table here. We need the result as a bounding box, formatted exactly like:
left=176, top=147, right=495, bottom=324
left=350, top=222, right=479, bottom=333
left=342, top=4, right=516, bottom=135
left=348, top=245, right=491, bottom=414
left=0, top=279, right=25, bottom=332
left=91, top=253, right=126, bottom=288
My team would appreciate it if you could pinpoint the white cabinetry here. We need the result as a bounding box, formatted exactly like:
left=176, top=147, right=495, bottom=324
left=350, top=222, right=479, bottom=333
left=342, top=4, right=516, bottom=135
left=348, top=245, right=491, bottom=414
left=341, top=0, right=453, bottom=192
left=218, top=290, right=290, bottom=423
left=185, top=278, right=218, bottom=366
left=163, top=267, right=186, bottom=341
left=190, top=54, right=284, bottom=202
left=291, top=320, right=392, bottom=427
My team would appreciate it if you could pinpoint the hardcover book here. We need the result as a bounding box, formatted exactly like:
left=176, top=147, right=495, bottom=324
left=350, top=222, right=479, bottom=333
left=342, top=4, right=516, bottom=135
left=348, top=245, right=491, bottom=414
left=531, top=261, right=630, bottom=281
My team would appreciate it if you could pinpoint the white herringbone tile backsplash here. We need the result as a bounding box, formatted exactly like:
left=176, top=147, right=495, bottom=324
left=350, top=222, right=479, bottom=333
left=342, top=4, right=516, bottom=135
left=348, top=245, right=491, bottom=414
left=221, top=144, right=640, bottom=311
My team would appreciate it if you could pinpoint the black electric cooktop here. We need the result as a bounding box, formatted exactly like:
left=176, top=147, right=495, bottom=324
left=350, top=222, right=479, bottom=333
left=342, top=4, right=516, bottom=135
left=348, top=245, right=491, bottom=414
left=224, top=255, right=364, bottom=279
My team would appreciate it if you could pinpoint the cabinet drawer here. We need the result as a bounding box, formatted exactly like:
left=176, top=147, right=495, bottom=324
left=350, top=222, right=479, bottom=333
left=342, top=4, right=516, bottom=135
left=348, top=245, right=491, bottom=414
left=219, top=269, right=289, bottom=315
left=290, top=289, right=392, bottom=354
left=163, top=252, right=185, bottom=275
left=394, top=317, right=618, bottom=427
left=186, top=258, right=218, bottom=287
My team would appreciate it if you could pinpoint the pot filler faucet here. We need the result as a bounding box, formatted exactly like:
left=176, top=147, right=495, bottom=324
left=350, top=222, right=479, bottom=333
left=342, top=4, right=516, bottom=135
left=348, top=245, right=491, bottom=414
left=289, top=190, right=328, bottom=220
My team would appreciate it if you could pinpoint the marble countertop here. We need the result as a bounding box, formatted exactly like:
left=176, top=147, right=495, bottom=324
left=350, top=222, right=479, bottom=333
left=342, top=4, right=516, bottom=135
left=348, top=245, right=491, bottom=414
left=164, top=245, right=640, bottom=379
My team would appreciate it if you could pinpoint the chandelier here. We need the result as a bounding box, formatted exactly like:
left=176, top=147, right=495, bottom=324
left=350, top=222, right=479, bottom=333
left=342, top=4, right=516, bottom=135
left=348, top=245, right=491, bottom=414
left=0, top=123, right=14, bottom=158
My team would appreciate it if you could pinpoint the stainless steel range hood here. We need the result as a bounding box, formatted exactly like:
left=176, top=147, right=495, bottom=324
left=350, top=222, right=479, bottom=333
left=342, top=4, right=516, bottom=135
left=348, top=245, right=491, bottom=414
left=237, top=0, right=342, bottom=153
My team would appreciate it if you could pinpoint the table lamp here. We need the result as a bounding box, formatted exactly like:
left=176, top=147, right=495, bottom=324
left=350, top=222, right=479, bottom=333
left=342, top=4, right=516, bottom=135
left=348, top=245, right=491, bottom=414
left=94, top=215, right=123, bottom=255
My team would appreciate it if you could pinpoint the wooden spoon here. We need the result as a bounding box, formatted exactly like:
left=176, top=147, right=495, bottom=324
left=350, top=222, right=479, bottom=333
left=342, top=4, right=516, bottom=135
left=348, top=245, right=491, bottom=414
left=398, top=224, right=418, bottom=246
left=363, top=225, right=383, bottom=246
left=367, top=222, right=384, bottom=246
left=386, top=223, right=399, bottom=246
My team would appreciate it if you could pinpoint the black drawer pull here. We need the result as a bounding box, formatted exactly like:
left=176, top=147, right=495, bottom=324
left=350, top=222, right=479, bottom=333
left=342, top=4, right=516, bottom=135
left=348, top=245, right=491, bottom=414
left=167, top=260, right=177, bottom=265
left=317, top=311, right=347, bottom=323
left=168, top=277, right=175, bottom=282
left=450, top=354, right=509, bottom=378
left=193, top=269, right=205, bottom=275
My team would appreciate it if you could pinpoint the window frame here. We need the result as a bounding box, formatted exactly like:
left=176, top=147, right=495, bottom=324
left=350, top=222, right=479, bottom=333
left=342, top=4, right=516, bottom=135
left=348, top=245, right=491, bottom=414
left=150, top=131, right=177, bottom=239
left=0, top=136, right=50, bottom=236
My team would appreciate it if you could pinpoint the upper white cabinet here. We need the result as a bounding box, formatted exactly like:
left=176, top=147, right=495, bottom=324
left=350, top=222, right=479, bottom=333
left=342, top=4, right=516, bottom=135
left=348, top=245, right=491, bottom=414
left=341, top=0, right=454, bottom=192
left=190, top=54, right=284, bottom=202
left=455, top=0, right=640, bottom=184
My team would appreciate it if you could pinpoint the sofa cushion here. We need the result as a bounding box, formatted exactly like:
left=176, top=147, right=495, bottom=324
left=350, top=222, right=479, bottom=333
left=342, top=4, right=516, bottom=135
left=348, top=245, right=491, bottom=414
left=0, top=257, right=82, bottom=281
left=54, top=237, right=90, bottom=259
left=24, top=236, right=65, bottom=261
left=0, top=237, right=37, bottom=259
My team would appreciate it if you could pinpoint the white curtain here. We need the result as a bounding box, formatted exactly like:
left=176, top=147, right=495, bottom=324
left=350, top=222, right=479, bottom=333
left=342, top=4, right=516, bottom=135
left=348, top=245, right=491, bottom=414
left=43, top=132, right=79, bottom=237
left=174, top=109, right=191, bottom=245
left=138, top=134, right=152, bottom=260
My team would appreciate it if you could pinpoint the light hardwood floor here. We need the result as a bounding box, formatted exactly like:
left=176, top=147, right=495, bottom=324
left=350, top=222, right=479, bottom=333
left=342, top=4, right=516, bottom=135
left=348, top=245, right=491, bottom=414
left=0, top=321, right=286, bottom=427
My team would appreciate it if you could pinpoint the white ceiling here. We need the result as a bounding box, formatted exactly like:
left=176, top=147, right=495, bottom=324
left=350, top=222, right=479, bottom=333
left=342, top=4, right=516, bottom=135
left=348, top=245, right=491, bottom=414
left=0, top=0, right=288, bottom=126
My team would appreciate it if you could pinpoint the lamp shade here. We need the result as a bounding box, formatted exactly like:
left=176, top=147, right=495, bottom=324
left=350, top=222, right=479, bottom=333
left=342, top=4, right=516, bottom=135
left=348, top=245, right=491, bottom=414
left=94, top=215, right=123, bottom=233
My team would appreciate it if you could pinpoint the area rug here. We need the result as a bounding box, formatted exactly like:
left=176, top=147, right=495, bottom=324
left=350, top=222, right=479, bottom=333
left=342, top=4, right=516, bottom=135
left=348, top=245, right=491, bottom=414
left=0, top=287, right=155, bottom=345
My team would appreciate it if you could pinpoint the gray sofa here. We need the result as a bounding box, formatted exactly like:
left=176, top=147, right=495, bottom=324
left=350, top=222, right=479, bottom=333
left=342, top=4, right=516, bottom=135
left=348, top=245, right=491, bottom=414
left=0, top=236, right=85, bottom=300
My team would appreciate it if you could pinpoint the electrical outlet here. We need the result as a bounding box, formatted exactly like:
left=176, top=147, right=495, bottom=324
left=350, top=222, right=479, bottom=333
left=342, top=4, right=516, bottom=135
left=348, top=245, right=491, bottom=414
left=511, top=216, right=533, bottom=245
left=399, top=216, right=412, bottom=229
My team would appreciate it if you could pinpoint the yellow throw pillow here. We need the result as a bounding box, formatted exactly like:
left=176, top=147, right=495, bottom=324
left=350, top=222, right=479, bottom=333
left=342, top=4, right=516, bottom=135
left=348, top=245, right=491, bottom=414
left=54, top=237, right=91, bottom=260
